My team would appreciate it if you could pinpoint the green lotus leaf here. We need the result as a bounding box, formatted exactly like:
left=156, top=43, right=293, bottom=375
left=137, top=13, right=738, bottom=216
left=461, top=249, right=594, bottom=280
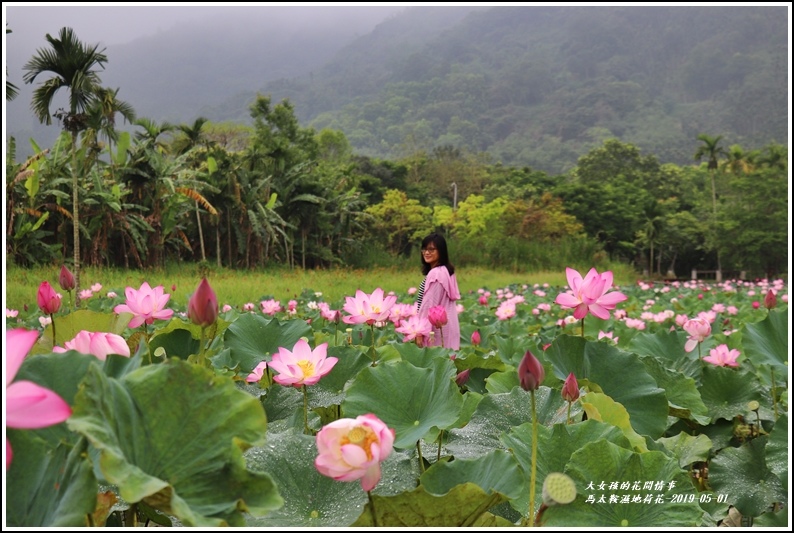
left=444, top=387, right=556, bottom=459
left=640, top=355, right=710, bottom=424
left=342, top=358, right=464, bottom=449
left=752, top=507, right=789, bottom=527
left=261, top=382, right=304, bottom=424
left=391, top=341, right=450, bottom=368
left=628, top=329, right=703, bottom=380
left=764, top=414, right=788, bottom=491
left=698, top=365, right=765, bottom=422
left=485, top=368, right=521, bottom=393
left=656, top=432, right=713, bottom=468
left=580, top=392, right=648, bottom=452
left=66, top=359, right=283, bottom=526
left=543, top=440, right=704, bottom=527
left=420, top=449, right=524, bottom=501
left=352, top=482, right=508, bottom=527
left=708, top=436, right=787, bottom=517
left=740, top=309, right=788, bottom=373
left=34, top=309, right=132, bottom=354
left=5, top=432, right=97, bottom=527
left=243, top=429, right=387, bottom=527
left=148, top=326, right=200, bottom=360
left=306, top=346, right=373, bottom=408
left=544, top=335, right=669, bottom=438
left=501, top=419, right=630, bottom=516
left=223, top=313, right=312, bottom=374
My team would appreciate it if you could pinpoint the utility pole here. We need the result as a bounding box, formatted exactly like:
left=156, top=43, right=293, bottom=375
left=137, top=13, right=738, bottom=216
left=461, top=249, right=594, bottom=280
left=451, top=182, right=458, bottom=210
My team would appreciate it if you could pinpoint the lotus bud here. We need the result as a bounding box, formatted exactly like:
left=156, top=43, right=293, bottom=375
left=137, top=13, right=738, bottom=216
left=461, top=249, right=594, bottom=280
left=37, top=281, right=62, bottom=315
left=455, top=369, right=471, bottom=387
left=518, top=350, right=544, bottom=391
left=752, top=301, right=760, bottom=309
left=58, top=265, right=75, bottom=291
left=561, top=372, right=580, bottom=402
left=471, top=330, right=481, bottom=346
left=428, top=305, right=448, bottom=328
left=764, top=289, right=777, bottom=310
left=187, top=277, right=218, bottom=327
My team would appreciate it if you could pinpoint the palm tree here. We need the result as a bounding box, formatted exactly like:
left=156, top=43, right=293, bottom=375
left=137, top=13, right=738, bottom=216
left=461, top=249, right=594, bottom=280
left=6, top=26, right=19, bottom=101
left=23, top=27, right=108, bottom=299
left=82, top=87, right=136, bottom=180
left=693, top=133, right=726, bottom=282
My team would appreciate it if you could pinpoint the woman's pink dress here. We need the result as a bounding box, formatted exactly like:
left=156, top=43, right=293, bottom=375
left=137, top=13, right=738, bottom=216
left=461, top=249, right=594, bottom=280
left=417, top=266, right=461, bottom=350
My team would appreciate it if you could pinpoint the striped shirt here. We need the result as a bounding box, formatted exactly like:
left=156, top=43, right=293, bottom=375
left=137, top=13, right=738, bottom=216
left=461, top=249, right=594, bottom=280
left=415, top=277, right=427, bottom=309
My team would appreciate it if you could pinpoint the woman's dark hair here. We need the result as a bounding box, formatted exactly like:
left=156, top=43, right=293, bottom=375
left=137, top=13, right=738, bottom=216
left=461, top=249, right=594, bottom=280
left=421, top=233, right=455, bottom=276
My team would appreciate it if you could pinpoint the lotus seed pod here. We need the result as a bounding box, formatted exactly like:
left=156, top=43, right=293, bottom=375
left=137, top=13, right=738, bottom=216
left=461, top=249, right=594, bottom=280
left=542, top=472, right=577, bottom=506
left=747, top=400, right=760, bottom=411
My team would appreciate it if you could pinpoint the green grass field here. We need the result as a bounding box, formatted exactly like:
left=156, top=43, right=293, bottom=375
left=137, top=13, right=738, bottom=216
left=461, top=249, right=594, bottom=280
left=5, top=263, right=638, bottom=313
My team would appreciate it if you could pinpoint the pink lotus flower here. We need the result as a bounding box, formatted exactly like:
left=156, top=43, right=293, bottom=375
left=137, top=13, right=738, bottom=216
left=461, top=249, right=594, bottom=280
left=471, top=330, right=481, bottom=346
left=78, top=289, right=94, bottom=300
left=246, top=361, right=268, bottom=383
left=269, top=339, right=337, bottom=387
left=683, top=317, right=711, bottom=353
left=598, top=330, right=618, bottom=344
left=428, top=305, right=448, bottom=328
left=407, top=287, right=417, bottom=296
left=90, top=283, right=102, bottom=293
left=37, top=281, right=62, bottom=315
left=113, top=282, right=174, bottom=328
left=52, top=330, right=130, bottom=360
left=260, top=299, right=282, bottom=316
left=394, top=314, right=433, bottom=343
left=6, top=308, right=19, bottom=318
left=342, top=288, right=397, bottom=326
left=314, top=413, right=395, bottom=491
left=554, top=267, right=628, bottom=320
left=58, top=265, right=75, bottom=291
left=187, top=278, right=218, bottom=327
left=6, top=329, right=72, bottom=469
left=703, top=344, right=740, bottom=367
left=495, top=300, right=517, bottom=320
left=478, top=295, right=489, bottom=306
left=562, top=372, right=580, bottom=402
left=388, top=303, right=416, bottom=327
left=518, top=350, right=545, bottom=391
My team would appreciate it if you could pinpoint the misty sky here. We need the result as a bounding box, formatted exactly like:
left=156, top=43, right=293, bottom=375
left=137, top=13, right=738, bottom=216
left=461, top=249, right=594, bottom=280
left=2, top=2, right=411, bottom=138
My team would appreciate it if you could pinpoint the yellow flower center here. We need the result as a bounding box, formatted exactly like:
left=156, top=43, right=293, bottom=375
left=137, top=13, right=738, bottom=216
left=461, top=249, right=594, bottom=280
left=341, top=425, right=379, bottom=461
left=297, top=360, right=315, bottom=377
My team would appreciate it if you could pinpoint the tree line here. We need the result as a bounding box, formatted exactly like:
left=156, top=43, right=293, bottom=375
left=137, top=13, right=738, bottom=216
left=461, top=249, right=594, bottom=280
left=5, top=28, right=788, bottom=297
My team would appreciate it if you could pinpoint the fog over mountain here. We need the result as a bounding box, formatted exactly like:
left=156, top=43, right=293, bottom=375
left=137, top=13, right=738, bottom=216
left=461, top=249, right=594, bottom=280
left=4, top=4, right=410, bottom=153
left=4, top=4, right=788, bottom=171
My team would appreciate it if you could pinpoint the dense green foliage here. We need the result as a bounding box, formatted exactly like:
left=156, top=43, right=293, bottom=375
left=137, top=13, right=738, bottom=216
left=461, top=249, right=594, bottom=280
left=246, top=6, right=788, bottom=174
left=6, top=18, right=788, bottom=289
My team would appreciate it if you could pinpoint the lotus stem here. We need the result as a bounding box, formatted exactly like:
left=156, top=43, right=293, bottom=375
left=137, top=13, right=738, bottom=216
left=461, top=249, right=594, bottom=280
left=49, top=313, right=56, bottom=348
left=416, top=440, right=425, bottom=473
left=771, top=369, right=778, bottom=419
left=302, top=385, right=310, bottom=435
left=367, top=490, right=379, bottom=527
left=529, top=389, right=538, bottom=526
left=580, top=317, right=584, bottom=337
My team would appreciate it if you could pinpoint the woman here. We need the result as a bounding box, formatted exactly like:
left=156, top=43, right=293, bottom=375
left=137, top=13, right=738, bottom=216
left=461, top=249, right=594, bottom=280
left=415, top=233, right=461, bottom=349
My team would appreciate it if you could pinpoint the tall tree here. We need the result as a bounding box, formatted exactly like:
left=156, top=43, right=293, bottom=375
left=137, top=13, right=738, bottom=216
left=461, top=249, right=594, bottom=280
left=23, top=27, right=108, bottom=299
left=693, top=133, right=726, bottom=281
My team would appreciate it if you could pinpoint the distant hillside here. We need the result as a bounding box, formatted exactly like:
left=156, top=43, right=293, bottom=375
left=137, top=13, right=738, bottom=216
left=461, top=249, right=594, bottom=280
left=232, top=5, right=788, bottom=173
left=7, top=5, right=788, bottom=173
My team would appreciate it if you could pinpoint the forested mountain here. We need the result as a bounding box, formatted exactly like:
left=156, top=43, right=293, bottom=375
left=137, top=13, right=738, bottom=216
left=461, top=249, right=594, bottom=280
left=7, top=5, right=788, bottom=174
left=231, top=5, right=787, bottom=174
